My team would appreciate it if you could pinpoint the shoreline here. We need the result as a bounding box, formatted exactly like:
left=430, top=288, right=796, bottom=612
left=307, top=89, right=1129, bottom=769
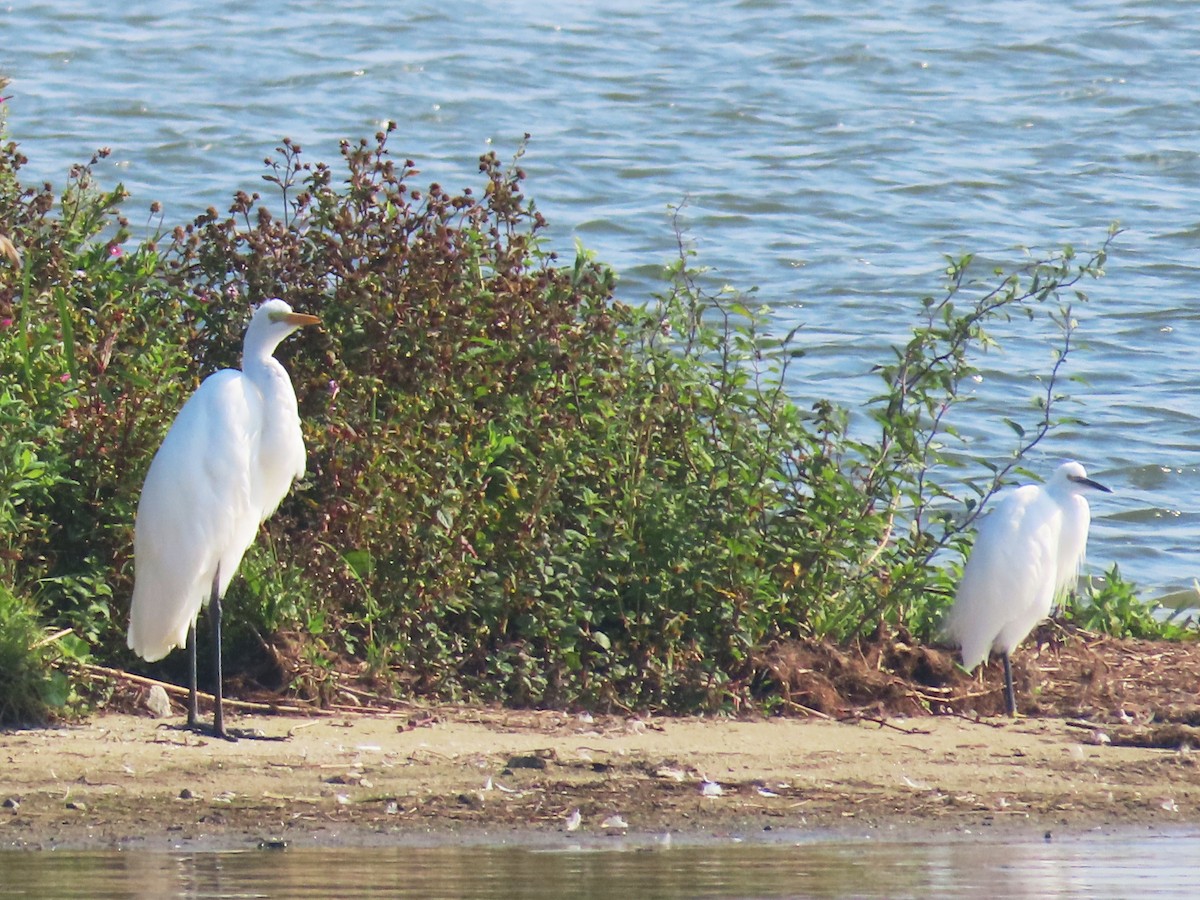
left=3, top=706, right=1198, bottom=852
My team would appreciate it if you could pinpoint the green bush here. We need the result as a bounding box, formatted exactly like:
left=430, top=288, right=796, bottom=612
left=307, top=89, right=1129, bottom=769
left=1, top=103, right=1180, bottom=715
left=1063, top=564, right=1195, bottom=640
left=0, top=137, right=199, bottom=641
left=0, top=582, right=68, bottom=726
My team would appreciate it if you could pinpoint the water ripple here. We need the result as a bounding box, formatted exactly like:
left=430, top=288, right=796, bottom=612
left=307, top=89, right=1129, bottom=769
left=5, top=0, right=1200, bottom=595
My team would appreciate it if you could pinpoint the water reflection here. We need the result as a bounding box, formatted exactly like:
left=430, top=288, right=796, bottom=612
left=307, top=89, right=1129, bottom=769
left=2, top=832, right=1197, bottom=899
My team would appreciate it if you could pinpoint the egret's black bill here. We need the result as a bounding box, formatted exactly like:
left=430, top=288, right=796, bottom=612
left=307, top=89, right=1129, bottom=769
left=1068, top=474, right=1112, bottom=493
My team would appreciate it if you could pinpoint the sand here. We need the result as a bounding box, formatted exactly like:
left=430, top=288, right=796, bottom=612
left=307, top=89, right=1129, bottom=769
left=2, top=704, right=1197, bottom=851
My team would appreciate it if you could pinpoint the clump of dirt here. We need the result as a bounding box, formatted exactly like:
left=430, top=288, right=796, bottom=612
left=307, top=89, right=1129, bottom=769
left=755, top=621, right=1200, bottom=725
left=754, top=633, right=967, bottom=717
left=1025, top=624, right=1200, bottom=722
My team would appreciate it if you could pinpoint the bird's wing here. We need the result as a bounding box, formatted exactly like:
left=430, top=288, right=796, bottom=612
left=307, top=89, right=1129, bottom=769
left=246, top=361, right=306, bottom=521
left=944, top=486, right=1061, bottom=669
left=990, top=496, right=1063, bottom=658
left=1053, top=494, right=1091, bottom=597
left=128, top=371, right=263, bottom=661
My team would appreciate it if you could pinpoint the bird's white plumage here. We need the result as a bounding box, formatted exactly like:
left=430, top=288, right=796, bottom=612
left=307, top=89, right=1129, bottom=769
left=127, top=299, right=316, bottom=662
left=944, top=461, right=1107, bottom=672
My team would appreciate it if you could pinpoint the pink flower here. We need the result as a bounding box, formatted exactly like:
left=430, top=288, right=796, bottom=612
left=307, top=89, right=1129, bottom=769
left=0, top=317, right=12, bottom=329
left=108, top=244, right=123, bottom=258
left=58, top=373, right=70, bottom=383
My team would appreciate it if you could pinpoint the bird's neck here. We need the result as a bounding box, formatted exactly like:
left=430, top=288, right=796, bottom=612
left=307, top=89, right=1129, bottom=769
left=242, top=339, right=285, bottom=372
left=242, top=345, right=292, bottom=388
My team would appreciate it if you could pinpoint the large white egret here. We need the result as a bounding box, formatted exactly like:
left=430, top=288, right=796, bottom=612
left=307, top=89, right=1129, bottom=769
left=944, top=461, right=1111, bottom=717
left=128, top=298, right=319, bottom=738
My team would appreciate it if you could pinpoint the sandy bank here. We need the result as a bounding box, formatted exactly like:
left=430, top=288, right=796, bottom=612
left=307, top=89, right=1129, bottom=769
left=2, top=704, right=1197, bottom=851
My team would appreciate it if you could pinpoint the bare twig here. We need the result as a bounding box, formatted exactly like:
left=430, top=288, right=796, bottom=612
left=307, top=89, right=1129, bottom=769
left=32, top=628, right=75, bottom=650
left=77, top=662, right=321, bottom=716
left=778, top=698, right=833, bottom=719
left=841, top=713, right=931, bottom=735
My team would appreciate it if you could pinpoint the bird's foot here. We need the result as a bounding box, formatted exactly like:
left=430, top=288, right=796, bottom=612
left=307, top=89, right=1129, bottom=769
left=164, top=720, right=285, bottom=741
left=162, top=720, right=241, bottom=741
left=220, top=726, right=288, bottom=742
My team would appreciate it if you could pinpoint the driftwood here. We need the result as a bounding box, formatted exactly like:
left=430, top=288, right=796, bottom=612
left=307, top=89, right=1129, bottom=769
left=1105, top=723, right=1200, bottom=751
left=1066, top=718, right=1200, bottom=750
left=81, top=662, right=318, bottom=715
left=78, top=662, right=421, bottom=719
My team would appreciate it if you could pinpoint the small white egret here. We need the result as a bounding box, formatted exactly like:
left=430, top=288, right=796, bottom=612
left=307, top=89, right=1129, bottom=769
left=944, top=461, right=1112, bottom=717
left=127, top=299, right=319, bottom=738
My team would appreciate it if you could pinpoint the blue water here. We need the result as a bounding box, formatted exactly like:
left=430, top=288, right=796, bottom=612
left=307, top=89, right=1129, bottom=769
left=3, top=0, right=1199, bottom=599
left=1, top=831, right=1199, bottom=898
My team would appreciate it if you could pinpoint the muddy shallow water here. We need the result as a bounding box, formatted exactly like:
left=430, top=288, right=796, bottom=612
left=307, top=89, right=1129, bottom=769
left=4, top=831, right=1200, bottom=899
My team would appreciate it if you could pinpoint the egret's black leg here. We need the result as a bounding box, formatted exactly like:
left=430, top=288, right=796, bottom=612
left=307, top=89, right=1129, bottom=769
left=209, top=566, right=227, bottom=739
left=180, top=566, right=278, bottom=743
left=1002, top=652, right=1017, bottom=717
left=187, top=622, right=198, bottom=728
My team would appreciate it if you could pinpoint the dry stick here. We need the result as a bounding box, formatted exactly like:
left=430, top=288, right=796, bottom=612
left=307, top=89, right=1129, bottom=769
left=331, top=681, right=412, bottom=707
left=942, top=709, right=1007, bottom=728
left=32, top=628, right=75, bottom=650
left=779, top=698, right=833, bottom=720
left=897, top=685, right=955, bottom=708
left=83, top=663, right=418, bottom=718
left=326, top=704, right=418, bottom=719
left=857, top=507, right=897, bottom=575
left=80, top=662, right=321, bottom=716
left=843, top=713, right=930, bottom=735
